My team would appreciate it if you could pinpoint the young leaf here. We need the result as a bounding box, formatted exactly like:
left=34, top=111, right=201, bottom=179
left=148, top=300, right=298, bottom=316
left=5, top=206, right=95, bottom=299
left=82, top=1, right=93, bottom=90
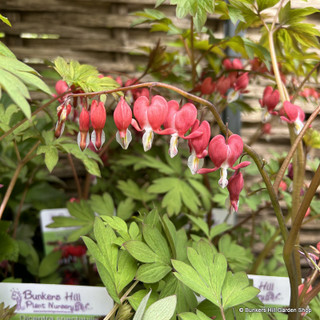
left=133, top=290, right=152, bottom=320
left=128, top=290, right=158, bottom=311
left=142, top=295, right=177, bottom=320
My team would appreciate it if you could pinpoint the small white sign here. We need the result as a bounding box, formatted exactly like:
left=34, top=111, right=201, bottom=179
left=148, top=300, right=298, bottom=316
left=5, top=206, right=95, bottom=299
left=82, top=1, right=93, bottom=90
left=40, top=208, right=76, bottom=232
left=248, top=274, right=290, bottom=305
left=0, top=282, right=113, bottom=318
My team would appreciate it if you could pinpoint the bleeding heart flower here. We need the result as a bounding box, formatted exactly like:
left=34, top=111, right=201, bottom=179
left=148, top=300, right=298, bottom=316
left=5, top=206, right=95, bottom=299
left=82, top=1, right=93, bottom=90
left=163, top=100, right=198, bottom=158
left=114, top=96, right=133, bottom=149
left=260, top=86, right=280, bottom=122
left=198, top=134, right=250, bottom=188
left=90, top=100, right=106, bottom=150
left=216, top=76, right=231, bottom=97
left=185, top=120, right=211, bottom=174
left=131, top=95, right=173, bottom=151
left=54, top=80, right=70, bottom=103
left=280, top=101, right=305, bottom=134
left=234, top=72, right=249, bottom=92
left=77, top=107, right=90, bottom=151
left=227, top=170, right=244, bottom=212
left=200, top=77, right=215, bottom=95
left=54, top=103, right=72, bottom=138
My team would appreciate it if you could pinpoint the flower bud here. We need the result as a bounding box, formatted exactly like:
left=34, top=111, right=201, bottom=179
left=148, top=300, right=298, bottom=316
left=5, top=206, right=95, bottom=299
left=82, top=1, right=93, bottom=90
left=77, top=108, right=90, bottom=151
left=91, top=100, right=106, bottom=150
left=227, top=170, right=244, bottom=212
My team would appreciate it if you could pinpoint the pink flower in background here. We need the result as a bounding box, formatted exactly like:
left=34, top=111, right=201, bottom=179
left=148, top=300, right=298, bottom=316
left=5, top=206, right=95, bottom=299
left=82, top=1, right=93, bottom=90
left=200, top=77, right=215, bottom=95
left=234, top=72, right=249, bottom=92
left=131, top=95, right=174, bottom=151
left=90, top=100, right=107, bottom=150
left=260, top=86, right=280, bottom=122
left=54, top=80, right=70, bottom=103
left=298, top=283, right=312, bottom=296
left=77, top=107, right=90, bottom=151
left=125, top=78, right=149, bottom=101
left=280, top=101, right=305, bottom=134
left=163, top=100, right=198, bottom=158
left=227, top=170, right=244, bottom=212
left=114, top=96, right=133, bottom=149
left=198, top=134, right=250, bottom=188
left=186, top=120, right=211, bottom=174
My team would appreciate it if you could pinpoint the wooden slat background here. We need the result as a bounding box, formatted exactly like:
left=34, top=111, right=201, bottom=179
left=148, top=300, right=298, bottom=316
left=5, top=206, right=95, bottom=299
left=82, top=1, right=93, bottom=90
left=1, top=0, right=320, bottom=274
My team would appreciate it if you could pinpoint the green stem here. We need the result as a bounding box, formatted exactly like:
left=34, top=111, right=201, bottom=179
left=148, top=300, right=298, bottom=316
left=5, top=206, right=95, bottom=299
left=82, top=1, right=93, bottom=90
left=273, top=104, right=320, bottom=194
left=103, top=280, right=139, bottom=320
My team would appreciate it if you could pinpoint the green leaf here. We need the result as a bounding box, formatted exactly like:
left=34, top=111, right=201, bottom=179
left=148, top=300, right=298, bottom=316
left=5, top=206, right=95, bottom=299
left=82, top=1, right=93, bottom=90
left=94, top=218, right=118, bottom=275
left=148, top=178, right=200, bottom=215
left=0, top=69, right=31, bottom=118
left=67, top=200, right=95, bottom=221
left=172, top=252, right=227, bottom=308
left=124, top=240, right=159, bottom=263
left=187, top=215, right=209, bottom=237
left=160, top=274, right=197, bottom=313
left=101, top=216, right=129, bottom=241
left=95, top=260, right=120, bottom=304
left=256, top=0, right=278, bottom=12
left=221, top=272, right=260, bottom=308
left=143, top=224, right=171, bottom=264
left=209, top=223, right=232, bottom=240
left=0, top=14, right=11, bottom=27
left=44, top=146, right=59, bottom=172
left=128, top=290, right=158, bottom=311
left=133, top=290, right=152, bottom=320
left=136, top=263, right=171, bottom=283
left=116, top=250, right=137, bottom=293
left=155, top=0, right=166, bottom=8
left=0, top=43, right=16, bottom=58
left=17, top=241, right=39, bottom=276
left=179, top=309, right=212, bottom=320
left=38, top=250, right=61, bottom=278
left=89, top=193, right=114, bottom=216
left=0, top=232, right=19, bottom=262
left=117, top=198, right=135, bottom=220
left=142, top=295, right=177, bottom=320
left=118, top=179, right=155, bottom=202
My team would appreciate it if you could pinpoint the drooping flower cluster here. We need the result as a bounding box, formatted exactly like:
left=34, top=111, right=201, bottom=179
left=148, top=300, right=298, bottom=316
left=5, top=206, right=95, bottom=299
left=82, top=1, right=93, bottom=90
left=194, top=59, right=249, bottom=103
left=54, top=77, right=251, bottom=213
left=77, top=100, right=106, bottom=151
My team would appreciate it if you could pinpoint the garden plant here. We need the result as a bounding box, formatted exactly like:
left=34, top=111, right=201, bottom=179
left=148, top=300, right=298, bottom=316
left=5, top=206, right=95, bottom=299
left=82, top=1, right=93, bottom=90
left=1, top=0, right=320, bottom=319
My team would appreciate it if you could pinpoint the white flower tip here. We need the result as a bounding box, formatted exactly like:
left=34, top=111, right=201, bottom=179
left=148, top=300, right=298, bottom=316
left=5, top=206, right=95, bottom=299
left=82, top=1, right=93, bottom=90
left=142, top=130, right=154, bottom=152
left=187, top=153, right=204, bottom=175
left=169, top=134, right=179, bottom=158
left=219, top=177, right=228, bottom=188
left=116, top=129, right=132, bottom=150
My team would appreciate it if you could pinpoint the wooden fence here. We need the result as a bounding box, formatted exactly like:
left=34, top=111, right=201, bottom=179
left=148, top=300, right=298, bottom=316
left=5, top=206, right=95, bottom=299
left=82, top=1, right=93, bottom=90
left=1, top=0, right=320, bottom=274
